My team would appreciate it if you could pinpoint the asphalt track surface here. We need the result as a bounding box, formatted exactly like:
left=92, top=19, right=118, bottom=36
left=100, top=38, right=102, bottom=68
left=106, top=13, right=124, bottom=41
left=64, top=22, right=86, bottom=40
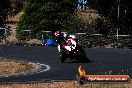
left=0, top=45, right=132, bottom=83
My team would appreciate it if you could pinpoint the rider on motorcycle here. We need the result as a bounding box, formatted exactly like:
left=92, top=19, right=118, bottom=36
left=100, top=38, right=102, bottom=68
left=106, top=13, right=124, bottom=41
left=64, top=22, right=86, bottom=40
left=52, top=25, right=89, bottom=62
left=52, top=26, right=65, bottom=52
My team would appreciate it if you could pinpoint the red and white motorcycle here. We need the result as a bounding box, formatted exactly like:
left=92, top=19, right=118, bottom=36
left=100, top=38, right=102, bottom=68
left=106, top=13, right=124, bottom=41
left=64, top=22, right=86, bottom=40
left=54, top=31, right=89, bottom=62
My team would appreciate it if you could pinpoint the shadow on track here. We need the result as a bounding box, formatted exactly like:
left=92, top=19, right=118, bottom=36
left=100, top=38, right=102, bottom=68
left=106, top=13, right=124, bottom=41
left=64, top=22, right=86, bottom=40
left=62, top=57, right=94, bottom=63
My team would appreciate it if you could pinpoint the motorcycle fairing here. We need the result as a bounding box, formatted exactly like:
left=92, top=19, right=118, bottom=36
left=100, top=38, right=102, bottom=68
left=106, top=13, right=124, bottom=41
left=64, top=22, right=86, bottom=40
left=62, top=38, right=76, bottom=51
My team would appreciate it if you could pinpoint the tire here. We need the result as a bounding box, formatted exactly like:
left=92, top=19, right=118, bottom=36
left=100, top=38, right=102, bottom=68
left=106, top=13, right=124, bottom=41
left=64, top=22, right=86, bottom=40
left=60, top=51, right=67, bottom=63
left=76, top=45, right=89, bottom=62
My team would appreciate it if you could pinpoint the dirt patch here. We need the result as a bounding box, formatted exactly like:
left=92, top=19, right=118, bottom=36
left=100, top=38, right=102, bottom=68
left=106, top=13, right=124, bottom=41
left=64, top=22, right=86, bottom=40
left=77, top=9, right=100, bottom=23
left=6, top=11, right=23, bottom=29
left=25, top=39, right=42, bottom=45
left=6, top=29, right=19, bottom=44
left=0, top=80, right=131, bottom=88
left=6, top=12, right=23, bottom=44
left=0, top=59, right=35, bottom=75
left=6, top=11, right=42, bottom=45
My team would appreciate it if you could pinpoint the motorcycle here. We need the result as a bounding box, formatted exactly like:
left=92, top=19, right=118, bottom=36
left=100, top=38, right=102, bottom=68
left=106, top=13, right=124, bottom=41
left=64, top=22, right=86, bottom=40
left=54, top=31, right=90, bottom=63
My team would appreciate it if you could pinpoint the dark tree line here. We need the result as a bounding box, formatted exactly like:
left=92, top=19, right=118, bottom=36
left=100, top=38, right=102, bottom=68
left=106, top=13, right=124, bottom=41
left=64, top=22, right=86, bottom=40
left=0, top=0, right=11, bottom=27
left=88, top=0, right=132, bottom=34
left=0, top=0, right=23, bottom=27
left=17, top=0, right=77, bottom=38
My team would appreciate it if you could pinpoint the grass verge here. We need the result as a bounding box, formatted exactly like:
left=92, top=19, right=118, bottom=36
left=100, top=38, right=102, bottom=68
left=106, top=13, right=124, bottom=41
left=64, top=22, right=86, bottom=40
left=0, top=59, right=35, bottom=75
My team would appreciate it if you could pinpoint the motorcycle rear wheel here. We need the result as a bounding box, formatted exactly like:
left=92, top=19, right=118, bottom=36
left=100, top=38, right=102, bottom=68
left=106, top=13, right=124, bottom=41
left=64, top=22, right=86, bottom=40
left=76, top=46, right=89, bottom=62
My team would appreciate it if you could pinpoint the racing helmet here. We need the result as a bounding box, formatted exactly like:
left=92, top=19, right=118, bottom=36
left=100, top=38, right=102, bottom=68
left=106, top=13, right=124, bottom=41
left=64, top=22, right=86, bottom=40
left=55, top=31, right=60, bottom=37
